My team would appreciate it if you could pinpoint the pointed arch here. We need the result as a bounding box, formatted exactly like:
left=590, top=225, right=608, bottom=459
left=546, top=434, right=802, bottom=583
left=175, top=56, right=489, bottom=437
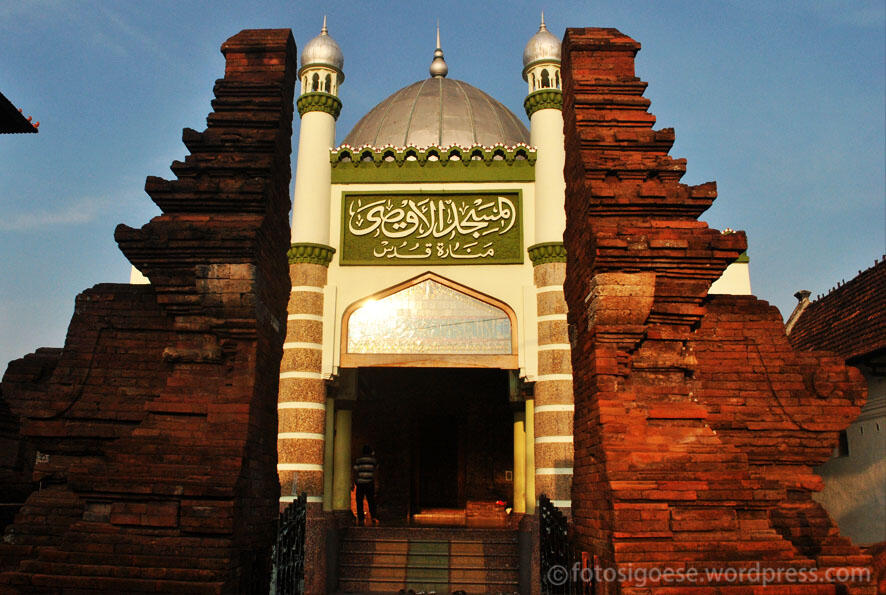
left=341, top=272, right=518, bottom=368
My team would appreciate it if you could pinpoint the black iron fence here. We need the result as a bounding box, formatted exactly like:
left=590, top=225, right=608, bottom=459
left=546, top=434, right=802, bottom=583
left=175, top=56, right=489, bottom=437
left=539, top=494, right=585, bottom=594
left=275, top=492, right=307, bottom=595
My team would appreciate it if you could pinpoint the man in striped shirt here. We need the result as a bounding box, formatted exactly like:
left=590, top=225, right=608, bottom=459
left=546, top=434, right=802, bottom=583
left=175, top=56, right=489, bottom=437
left=353, top=444, right=378, bottom=525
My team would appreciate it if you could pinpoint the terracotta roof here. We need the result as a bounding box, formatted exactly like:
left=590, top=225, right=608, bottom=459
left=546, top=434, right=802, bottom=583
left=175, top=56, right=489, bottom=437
left=788, top=257, right=886, bottom=362
left=0, top=91, right=38, bottom=134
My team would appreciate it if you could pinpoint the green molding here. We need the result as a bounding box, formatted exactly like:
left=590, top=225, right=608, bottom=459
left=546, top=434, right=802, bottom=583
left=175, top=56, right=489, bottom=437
left=528, top=242, right=567, bottom=264
left=297, top=92, right=342, bottom=120
left=288, top=243, right=336, bottom=266
left=330, top=143, right=536, bottom=184
left=735, top=250, right=749, bottom=263
left=523, top=89, right=563, bottom=117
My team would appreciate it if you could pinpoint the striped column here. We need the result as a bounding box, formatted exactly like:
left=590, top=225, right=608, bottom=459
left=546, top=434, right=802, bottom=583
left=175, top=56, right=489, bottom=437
left=528, top=243, right=574, bottom=513
left=278, top=243, right=335, bottom=509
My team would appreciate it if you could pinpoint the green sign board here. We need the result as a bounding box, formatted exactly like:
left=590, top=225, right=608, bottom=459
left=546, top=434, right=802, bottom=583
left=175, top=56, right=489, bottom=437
left=340, top=191, right=523, bottom=265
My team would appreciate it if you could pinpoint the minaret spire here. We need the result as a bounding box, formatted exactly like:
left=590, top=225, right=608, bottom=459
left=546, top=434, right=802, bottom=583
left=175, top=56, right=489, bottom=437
left=321, top=14, right=328, bottom=35
left=429, top=20, right=448, bottom=78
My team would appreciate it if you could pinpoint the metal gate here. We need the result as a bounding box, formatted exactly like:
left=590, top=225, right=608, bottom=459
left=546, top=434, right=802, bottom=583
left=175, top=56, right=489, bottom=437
left=275, top=492, right=307, bottom=595
left=539, top=494, right=584, bottom=594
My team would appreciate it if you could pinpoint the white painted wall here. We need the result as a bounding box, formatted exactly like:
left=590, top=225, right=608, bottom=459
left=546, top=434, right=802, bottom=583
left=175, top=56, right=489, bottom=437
left=709, top=261, right=752, bottom=295
left=814, top=364, right=886, bottom=546
left=322, top=181, right=539, bottom=381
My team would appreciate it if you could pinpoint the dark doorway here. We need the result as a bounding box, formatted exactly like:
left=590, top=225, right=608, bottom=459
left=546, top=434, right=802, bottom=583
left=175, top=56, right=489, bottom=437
left=419, top=414, right=460, bottom=508
left=351, top=368, right=512, bottom=524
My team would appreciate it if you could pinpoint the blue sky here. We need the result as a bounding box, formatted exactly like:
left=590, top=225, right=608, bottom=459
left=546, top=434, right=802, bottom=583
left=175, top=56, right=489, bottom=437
left=1, top=1, right=884, bottom=370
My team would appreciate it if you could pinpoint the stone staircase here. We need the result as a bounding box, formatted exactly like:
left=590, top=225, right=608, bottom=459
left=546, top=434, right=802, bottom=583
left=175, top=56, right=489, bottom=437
left=335, top=526, right=521, bottom=594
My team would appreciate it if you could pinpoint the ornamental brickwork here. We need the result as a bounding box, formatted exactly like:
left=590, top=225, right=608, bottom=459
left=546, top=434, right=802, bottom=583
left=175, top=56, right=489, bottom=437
left=561, top=28, right=874, bottom=593
left=0, top=29, right=296, bottom=593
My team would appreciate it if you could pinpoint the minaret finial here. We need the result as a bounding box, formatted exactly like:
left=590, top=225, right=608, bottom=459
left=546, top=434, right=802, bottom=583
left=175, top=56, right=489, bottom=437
left=321, top=15, right=328, bottom=35
left=429, top=20, right=448, bottom=78
left=539, top=11, right=547, bottom=32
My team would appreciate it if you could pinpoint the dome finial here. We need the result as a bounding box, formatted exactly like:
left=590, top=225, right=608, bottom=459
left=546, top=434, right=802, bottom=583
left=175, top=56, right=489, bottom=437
left=429, top=20, right=448, bottom=78
left=522, top=13, right=561, bottom=74
left=300, top=16, right=344, bottom=78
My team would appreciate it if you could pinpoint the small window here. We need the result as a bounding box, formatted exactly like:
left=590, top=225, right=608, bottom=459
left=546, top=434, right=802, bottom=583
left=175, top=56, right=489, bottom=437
left=324, top=74, right=332, bottom=92
left=311, top=73, right=319, bottom=92
left=541, top=69, right=550, bottom=88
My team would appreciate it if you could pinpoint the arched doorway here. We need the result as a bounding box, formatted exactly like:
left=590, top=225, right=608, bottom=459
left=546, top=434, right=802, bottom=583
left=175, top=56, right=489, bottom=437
left=338, top=273, right=521, bottom=525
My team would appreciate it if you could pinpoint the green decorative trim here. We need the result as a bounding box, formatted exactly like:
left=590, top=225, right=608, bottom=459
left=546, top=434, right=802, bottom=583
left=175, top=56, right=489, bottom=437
left=735, top=250, right=749, bottom=263
left=330, top=144, right=537, bottom=184
left=528, top=242, right=567, bottom=265
left=288, top=243, right=336, bottom=266
left=297, top=92, right=342, bottom=120
left=523, top=89, right=563, bottom=117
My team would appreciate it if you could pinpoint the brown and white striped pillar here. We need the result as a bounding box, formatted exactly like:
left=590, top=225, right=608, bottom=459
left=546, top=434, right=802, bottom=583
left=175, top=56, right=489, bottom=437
left=528, top=242, right=574, bottom=514
left=278, top=243, right=335, bottom=510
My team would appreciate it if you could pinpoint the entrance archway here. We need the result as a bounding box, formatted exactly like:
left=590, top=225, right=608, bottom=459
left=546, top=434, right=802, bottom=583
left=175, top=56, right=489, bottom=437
left=333, top=273, right=523, bottom=525
left=351, top=368, right=513, bottom=525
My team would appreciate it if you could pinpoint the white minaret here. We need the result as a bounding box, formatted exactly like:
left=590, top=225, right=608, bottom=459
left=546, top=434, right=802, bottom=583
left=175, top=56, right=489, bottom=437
left=522, top=13, right=565, bottom=244
left=292, top=17, right=344, bottom=245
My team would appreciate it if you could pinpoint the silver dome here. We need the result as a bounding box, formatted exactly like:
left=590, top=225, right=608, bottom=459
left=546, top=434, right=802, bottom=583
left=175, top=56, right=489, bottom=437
left=300, top=19, right=343, bottom=73
left=342, top=78, right=529, bottom=148
left=522, top=16, right=561, bottom=69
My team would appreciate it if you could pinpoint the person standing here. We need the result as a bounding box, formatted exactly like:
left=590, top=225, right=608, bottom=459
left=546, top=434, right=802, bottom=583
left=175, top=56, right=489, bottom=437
left=353, top=444, right=378, bottom=525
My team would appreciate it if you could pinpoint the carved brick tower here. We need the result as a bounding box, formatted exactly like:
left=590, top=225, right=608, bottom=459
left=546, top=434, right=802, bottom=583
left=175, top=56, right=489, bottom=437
left=561, top=27, right=874, bottom=593
left=0, top=29, right=297, bottom=593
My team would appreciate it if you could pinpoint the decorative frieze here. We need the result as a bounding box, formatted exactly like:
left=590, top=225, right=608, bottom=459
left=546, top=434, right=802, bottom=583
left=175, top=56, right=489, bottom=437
left=523, top=89, right=563, bottom=117
left=528, top=241, right=567, bottom=264
left=297, top=91, right=342, bottom=119
left=288, top=242, right=336, bottom=266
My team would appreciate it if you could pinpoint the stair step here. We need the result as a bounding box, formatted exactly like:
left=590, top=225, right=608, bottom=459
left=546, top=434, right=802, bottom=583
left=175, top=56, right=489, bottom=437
left=340, top=553, right=518, bottom=566
left=336, top=527, right=521, bottom=594
left=339, top=563, right=519, bottom=577
left=336, top=577, right=520, bottom=592
left=342, top=544, right=519, bottom=557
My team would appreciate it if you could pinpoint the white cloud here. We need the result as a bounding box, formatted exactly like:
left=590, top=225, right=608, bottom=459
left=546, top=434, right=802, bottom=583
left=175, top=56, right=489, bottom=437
left=0, top=196, right=108, bottom=231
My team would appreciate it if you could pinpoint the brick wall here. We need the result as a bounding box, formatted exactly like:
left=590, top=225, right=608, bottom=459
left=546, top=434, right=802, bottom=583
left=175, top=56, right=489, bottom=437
left=562, top=27, right=874, bottom=593
left=0, top=29, right=297, bottom=593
